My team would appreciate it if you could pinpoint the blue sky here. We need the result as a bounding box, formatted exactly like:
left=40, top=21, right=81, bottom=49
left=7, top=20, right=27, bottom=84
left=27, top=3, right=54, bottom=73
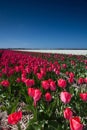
left=0, top=0, right=87, bottom=48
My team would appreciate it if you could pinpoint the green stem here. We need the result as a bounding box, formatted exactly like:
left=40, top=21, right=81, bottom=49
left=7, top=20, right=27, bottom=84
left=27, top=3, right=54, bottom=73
left=17, top=123, right=21, bottom=130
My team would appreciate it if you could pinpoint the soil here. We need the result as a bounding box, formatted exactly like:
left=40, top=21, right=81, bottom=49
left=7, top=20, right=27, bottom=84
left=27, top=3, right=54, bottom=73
left=0, top=102, right=33, bottom=130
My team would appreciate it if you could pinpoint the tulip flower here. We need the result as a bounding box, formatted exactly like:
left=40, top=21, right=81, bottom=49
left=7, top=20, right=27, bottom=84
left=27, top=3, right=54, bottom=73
left=60, top=91, right=72, bottom=104
left=79, top=93, right=87, bottom=102
left=58, top=78, right=67, bottom=88
left=63, top=107, right=73, bottom=120
left=70, top=116, right=83, bottom=130
left=8, top=111, right=22, bottom=125
left=45, top=92, right=52, bottom=102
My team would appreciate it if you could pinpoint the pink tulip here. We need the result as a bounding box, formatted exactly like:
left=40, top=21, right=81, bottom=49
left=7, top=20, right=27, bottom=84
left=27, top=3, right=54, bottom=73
left=60, top=91, right=72, bottom=104
left=33, top=89, right=42, bottom=106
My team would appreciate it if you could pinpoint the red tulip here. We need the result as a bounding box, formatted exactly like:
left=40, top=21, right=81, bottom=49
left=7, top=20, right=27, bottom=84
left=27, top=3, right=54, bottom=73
left=70, top=116, right=83, bottom=130
left=45, top=92, right=52, bottom=102
left=84, top=77, right=87, bottom=83
left=41, top=80, right=50, bottom=90
left=55, top=70, right=60, bottom=75
left=78, top=78, right=84, bottom=84
left=69, top=72, right=74, bottom=78
left=16, top=77, right=21, bottom=83
left=62, top=64, right=67, bottom=69
left=63, top=107, right=73, bottom=120
left=68, top=78, right=74, bottom=84
left=28, top=88, right=35, bottom=97
left=37, top=73, right=43, bottom=80
left=25, top=79, right=35, bottom=87
left=15, top=66, right=20, bottom=72
left=71, top=60, right=75, bottom=66
left=66, top=71, right=69, bottom=76
left=49, top=81, right=56, bottom=91
left=8, top=111, right=22, bottom=125
left=1, top=80, right=10, bottom=87
left=40, top=68, right=46, bottom=76
left=79, top=93, right=87, bottom=102
left=58, top=78, right=67, bottom=88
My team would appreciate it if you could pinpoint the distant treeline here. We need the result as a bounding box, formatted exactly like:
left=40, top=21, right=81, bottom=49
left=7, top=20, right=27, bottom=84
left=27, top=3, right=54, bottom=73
left=0, top=48, right=87, bottom=50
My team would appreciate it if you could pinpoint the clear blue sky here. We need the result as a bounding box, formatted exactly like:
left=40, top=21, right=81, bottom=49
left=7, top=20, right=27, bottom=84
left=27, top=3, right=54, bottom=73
left=0, top=0, right=87, bottom=48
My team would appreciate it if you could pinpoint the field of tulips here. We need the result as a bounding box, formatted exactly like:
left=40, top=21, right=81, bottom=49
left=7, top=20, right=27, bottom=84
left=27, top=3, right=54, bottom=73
left=0, top=49, right=87, bottom=130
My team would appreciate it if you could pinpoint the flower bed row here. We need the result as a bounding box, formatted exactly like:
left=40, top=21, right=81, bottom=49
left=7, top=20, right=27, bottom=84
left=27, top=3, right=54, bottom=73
left=0, top=49, right=87, bottom=130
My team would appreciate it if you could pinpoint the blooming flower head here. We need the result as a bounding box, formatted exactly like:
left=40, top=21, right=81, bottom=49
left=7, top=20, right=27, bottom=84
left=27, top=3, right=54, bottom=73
left=41, top=80, right=50, bottom=90
left=8, top=111, right=22, bottom=125
left=79, top=93, right=87, bottom=102
left=62, top=64, right=67, bottom=69
left=45, top=92, right=52, bottom=102
left=84, top=77, right=87, bottom=83
left=25, top=79, right=35, bottom=87
left=16, top=77, right=21, bottom=83
left=69, top=72, right=74, bottom=78
left=63, top=107, right=73, bottom=120
left=1, top=80, right=10, bottom=87
left=58, top=78, right=67, bottom=88
left=78, top=78, right=84, bottom=84
left=60, top=91, right=72, bottom=104
left=68, top=77, right=74, bottom=84
left=70, top=116, right=83, bottom=130
left=49, top=80, right=56, bottom=91
left=37, top=73, right=43, bottom=80
left=33, top=89, right=42, bottom=106
left=28, top=87, right=35, bottom=98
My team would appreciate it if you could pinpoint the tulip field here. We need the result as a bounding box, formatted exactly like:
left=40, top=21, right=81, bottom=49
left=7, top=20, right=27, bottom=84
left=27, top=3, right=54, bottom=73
left=0, top=49, right=87, bottom=130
